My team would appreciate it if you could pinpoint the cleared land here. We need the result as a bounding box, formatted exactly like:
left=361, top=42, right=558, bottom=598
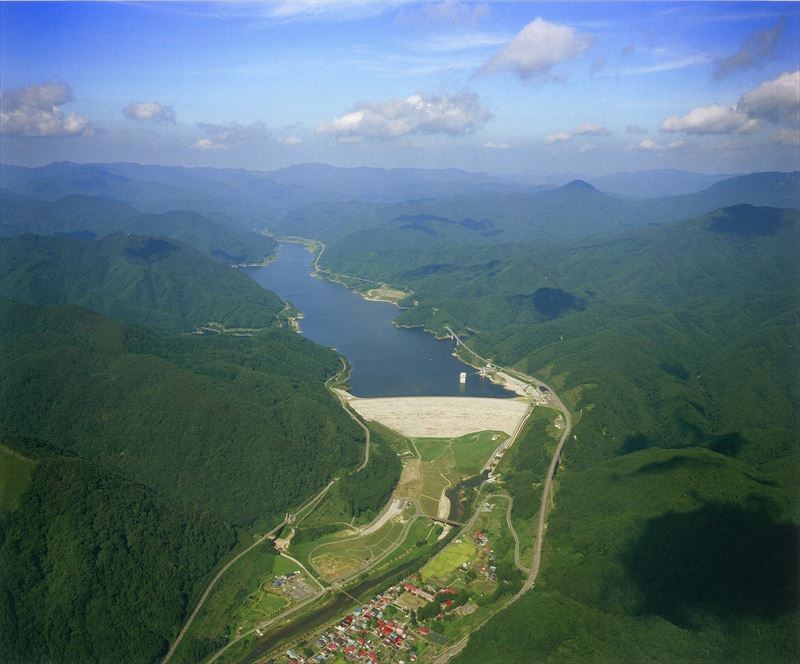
left=421, top=539, right=479, bottom=584
left=347, top=396, right=529, bottom=438
left=309, top=514, right=408, bottom=582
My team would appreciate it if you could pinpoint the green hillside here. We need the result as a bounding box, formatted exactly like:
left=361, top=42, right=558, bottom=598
left=0, top=296, right=368, bottom=662
left=0, top=190, right=276, bottom=264
left=321, top=204, right=799, bottom=661
left=0, top=233, right=283, bottom=333
left=456, top=448, right=799, bottom=663
left=0, top=297, right=362, bottom=527
left=0, top=446, right=236, bottom=664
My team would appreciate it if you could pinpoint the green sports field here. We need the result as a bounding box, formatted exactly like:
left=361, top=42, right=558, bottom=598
left=421, top=539, right=479, bottom=583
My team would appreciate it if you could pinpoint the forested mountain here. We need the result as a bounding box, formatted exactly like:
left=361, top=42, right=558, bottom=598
left=0, top=297, right=362, bottom=526
left=0, top=161, right=797, bottom=663
left=0, top=297, right=364, bottom=662
left=265, top=163, right=519, bottom=200
left=320, top=203, right=800, bottom=661
left=0, top=190, right=276, bottom=264
left=0, top=445, right=237, bottom=663
left=4, top=162, right=795, bottom=247
left=0, top=161, right=523, bottom=230
left=0, top=190, right=369, bottom=662
left=268, top=170, right=800, bottom=243
left=0, top=233, right=284, bottom=332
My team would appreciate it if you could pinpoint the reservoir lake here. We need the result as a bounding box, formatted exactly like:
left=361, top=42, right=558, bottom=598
left=244, top=242, right=514, bottom=398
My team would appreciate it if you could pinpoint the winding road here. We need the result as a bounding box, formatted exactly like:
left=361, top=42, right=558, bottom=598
left=503, top=494, right=525, bottom=573
left=433, top=329, right=574, bottom=664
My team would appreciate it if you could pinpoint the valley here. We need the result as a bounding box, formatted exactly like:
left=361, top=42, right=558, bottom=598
left=0, top=161, right=797, bottom=664
left=153, top=241, right=575, bottom=664
left=2, top=4, right=799, bottom=663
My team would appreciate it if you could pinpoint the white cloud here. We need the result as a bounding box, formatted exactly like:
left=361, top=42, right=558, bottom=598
left=193, top=121, right=272, bottom=150
left=479, top=17, right=591, bottom=80
left=573, top=122, right=610, bottom=136
left=545, top=132, right=571, bottom=144
left=545, top=122, right=610, bottom=144
left=317, top=91, right=491, bottom=141
left=610, top=54, right=710, bottom=77
left=420, top=31, right=510, bottom=53
left=660, top=71, right=799, bottom=143
left=397, top=1, right=489, bottom=27
left=661, top=104, right=759, bottom=134
left=627, top=124, right=649, bottom=135
left=123, top=101, right=175, bottom=122
left=483, top=141, right=511, bottom=150
left=631, top=138, right=685, bottom=151
left=578, top=143, right=596, bottom=153
left=738, top=70, right=800, bottom=124
left=264, top=0, right=412, bottom=21
left=279, top=135, right=303, bottom=145
left=714, top=19, right=785, bottom=80
left=192, top=138, right=225, bottom=151
left=0, top=81, right=92, bottom=137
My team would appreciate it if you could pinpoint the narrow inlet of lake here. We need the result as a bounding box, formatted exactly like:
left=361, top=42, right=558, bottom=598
left=243, top=243, right=515, bottom=398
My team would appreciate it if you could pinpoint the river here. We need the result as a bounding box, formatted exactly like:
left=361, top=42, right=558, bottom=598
left=243, top=243, right=514, bottom=398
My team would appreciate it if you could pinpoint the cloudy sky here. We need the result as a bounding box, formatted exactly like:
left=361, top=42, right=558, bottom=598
left=1, top=1, right=798, bottom=176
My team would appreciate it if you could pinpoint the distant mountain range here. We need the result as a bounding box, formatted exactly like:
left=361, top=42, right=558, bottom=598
left=292, top=170, right=800, bottom=244
left=0, top=189, right=276, bottom=264
left=586, top=169, right=741, bottom=198
left=0, top=162, right=758, bottom=227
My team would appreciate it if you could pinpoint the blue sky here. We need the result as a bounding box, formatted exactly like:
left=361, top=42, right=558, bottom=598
left=1, top=1, right=798, bottom=176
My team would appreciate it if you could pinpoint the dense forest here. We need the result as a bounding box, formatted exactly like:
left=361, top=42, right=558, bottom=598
left=0, top=297, right=363, bottom=527
left=0, top=233, right=284, bottom=333
left=0, top=448, right=236, bottom=663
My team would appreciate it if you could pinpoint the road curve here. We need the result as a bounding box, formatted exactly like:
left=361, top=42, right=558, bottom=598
left=162, top=481, right=335, bottom=664
left=161, top=522, right=287, bottom=664
left=326, top=359, right=371, bottom=473
left=503, top=493, right=525, bottom=573
left=433, top=329, right=574, bottom=664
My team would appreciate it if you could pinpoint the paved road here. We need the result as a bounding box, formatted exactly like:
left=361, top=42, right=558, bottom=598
left=503, top=493, right=525, bottom=573
left=343, top=400, right=371, bottom=472
left=432, top=329, right=574, bottom=664
left=162, top=521, right=288, bottom=664
left=523, top=395, right=572, bottom=591
left=161, top=480, right=335, bottom=664
left=326, top=359, right=371, bottom=473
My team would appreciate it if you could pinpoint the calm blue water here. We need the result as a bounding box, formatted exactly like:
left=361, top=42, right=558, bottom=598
left=243, top=243, right=514, bottom=398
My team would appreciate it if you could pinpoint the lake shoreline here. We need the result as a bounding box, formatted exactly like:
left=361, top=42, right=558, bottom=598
left=244, top=241, right=516, bottom=399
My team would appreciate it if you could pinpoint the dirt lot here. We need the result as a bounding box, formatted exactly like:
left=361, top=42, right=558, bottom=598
left=348, top=396, right=530, bottom=438
left=394, top=459, right=423, bottom=502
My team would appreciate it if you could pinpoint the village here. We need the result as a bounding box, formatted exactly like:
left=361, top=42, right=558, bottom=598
left=279, top=528, right=499, bottom=664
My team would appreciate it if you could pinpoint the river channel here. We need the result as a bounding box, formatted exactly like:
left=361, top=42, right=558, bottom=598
left=243, top=243, right=514, bottom=398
